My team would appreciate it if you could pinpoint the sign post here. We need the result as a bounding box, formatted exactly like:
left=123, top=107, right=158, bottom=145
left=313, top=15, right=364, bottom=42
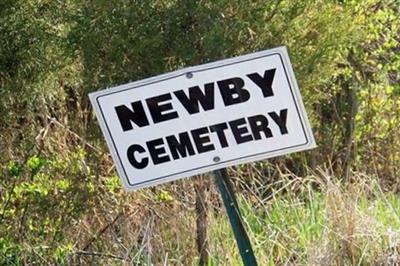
left=89, top=46, right=316, bottom=264
left=213, top=168, right=257, bottom=265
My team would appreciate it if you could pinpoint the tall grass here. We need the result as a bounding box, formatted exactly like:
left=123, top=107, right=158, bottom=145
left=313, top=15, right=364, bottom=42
left=3, top=170, right=399, bottom=265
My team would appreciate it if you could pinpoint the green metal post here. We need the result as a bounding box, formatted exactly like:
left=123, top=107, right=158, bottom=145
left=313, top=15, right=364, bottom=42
left=213, top=168, right=258, bottom=266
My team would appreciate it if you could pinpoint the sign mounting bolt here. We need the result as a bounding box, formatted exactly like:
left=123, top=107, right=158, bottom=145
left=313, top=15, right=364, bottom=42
left=213, top=156, right=220, bottom=162
left=186, top=72, right=193, bottom=79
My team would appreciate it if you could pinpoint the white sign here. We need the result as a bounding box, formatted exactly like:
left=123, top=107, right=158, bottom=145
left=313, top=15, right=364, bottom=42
left=90, top=47, right=316, bottom=190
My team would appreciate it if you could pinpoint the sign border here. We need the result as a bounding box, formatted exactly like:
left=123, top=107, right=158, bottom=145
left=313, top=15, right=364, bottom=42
left=90, top=46, right=315, bottom=190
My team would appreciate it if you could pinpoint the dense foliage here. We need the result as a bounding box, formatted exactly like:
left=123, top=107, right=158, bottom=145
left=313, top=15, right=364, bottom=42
left=0, top=0, right=399, bottom=264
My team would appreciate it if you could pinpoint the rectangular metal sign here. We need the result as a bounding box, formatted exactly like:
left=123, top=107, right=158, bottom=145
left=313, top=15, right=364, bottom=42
left=90, top=47, right=316, bottom=190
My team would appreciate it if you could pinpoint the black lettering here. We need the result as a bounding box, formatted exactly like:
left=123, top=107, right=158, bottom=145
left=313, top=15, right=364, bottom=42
left=174, top=83, right=215, bottom=114
left=166, top=132, right=195, bottom=160
left=146, top=93, right=178, bottom=123
left=209, top=123, right=229, bottom=148
left=248, top=115, right=273, bottom=140
left=127, top=144, right=149, bottom=169
left=191, top=127, right=215, bottom=153
left=217, top=77, right=250, bottom=106
left=229, top=118, right=253, bottom=144
left=268, top=109, right=288, bottom=134
left=115, top=102, right=149, bottom=131
left=247, top=68, right=276, bottom=97
left=146, top=138, right=170, bottom=165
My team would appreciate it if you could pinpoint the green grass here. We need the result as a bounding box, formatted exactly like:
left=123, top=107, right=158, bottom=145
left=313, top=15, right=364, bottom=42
left=206, top=176, right=400, bottom=265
